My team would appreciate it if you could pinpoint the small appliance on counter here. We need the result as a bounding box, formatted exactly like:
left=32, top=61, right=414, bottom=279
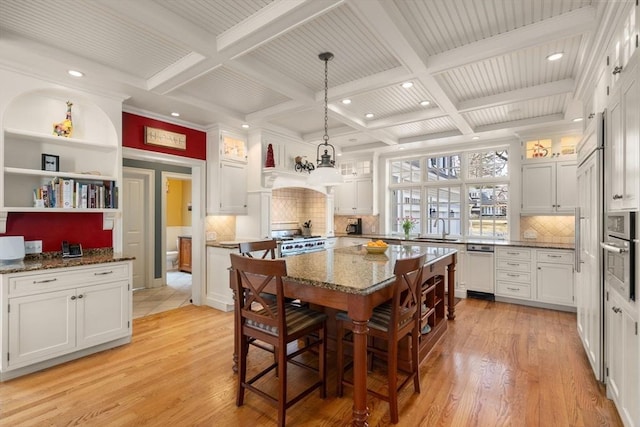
left=61, top=240, right=83, bottom=258
left=0, top=236, right=25, bottom=264
left=346, top=218, right=362, bottom=235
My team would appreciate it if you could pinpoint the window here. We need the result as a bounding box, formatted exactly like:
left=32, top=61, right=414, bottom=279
left=391, top=188, right=421, bottom=233
left=426, top=186, right=462, bottom=236
left=426, top=154, right=460, bottom=181
left=467, top=184, right=508, bottom=238
left=390, top=159, right=421, bottom=184
left=468, top=150, right=508, bottom=178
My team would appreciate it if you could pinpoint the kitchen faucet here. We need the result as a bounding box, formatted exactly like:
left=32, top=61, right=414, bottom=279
left=433, top=218, right=449, bottom=239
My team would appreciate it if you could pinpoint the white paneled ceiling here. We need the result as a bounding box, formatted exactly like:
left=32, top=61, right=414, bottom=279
left=0, top=0, right=626, bottom=153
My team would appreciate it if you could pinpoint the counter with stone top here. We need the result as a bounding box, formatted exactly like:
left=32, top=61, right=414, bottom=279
left=0, top=248, right=134, bottom=274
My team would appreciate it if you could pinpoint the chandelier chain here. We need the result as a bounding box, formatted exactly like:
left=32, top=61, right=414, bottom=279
left=323, top=56, right=329, bottom=144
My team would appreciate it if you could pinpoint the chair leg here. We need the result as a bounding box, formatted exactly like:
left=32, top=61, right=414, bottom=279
left=412, top=330, right=421, bottom=393
left=319, top=323, right=327, bottom=398
left=277, top=340, right=287, bottom=427
left=336, top=320, right=345, bottom=397
left=388, top=339, right=399, bottom=424
left=237, top=335, right=249, bottom=407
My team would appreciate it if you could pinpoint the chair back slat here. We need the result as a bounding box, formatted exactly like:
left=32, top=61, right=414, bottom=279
left=239, top=240, right=277, bottom=259
left=230, top=253, right=286, bottom=331
left=390, top=255, right=425, bottom=331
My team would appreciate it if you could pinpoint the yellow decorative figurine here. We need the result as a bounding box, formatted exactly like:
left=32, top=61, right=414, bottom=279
left=53, top=101, right=73, bottom=137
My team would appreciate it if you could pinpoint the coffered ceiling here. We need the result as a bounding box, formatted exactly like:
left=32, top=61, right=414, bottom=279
left=0, top=0, right=625, bottom=153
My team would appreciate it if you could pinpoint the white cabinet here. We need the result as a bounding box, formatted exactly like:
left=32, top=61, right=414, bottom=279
left=521, top=161, right=577, bottom=214
left=536, top=250, right=575, bottom=307
left=0, top=261, right=132, bottom=380
left=207, top=128, right=248, bottom=215
left=335, top=178, right=373, bottom=215
left=205, top=246, right=234, bottom=312
left=606, top=287, right=639, bottom=427
left=495, top=247, right=533, bottom=300
left=464, top=251, right=494, bottom=294
left=606, top=52, right=640, bottom=211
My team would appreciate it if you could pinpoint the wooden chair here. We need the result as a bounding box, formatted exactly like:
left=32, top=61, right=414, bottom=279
left=230, top=253, right=327, bottom=427
left=238, top=240, right=277, bottom=260
left=335, top=254, right=426, bottom=424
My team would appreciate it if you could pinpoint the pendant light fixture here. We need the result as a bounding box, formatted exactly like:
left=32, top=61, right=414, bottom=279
left=307, top=52, right=344, bottom=187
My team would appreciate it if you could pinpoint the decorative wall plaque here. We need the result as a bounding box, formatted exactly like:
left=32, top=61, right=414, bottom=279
left=145, top=126, right=186, bottom=150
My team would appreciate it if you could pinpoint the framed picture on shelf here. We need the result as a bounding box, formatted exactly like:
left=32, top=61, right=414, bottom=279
left=41, top=154, right=59, bottom=172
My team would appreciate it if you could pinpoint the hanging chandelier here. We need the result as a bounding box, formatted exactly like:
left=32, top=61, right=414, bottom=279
left=307, top=52, right=344, bottom=187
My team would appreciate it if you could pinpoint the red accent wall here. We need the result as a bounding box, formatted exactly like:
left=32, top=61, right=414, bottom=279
left=6, top=212, right=112, bottom=252
left=122, top=112, right=206, bottom=160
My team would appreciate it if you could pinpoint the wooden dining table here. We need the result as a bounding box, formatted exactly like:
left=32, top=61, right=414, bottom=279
left=230, top=243, right=457, bottom=426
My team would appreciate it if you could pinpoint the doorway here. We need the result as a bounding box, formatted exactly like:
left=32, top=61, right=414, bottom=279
left=163, top=173, right=192, bottom=296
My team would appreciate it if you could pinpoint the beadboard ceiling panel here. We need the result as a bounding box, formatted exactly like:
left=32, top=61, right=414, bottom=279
left=154, top=0, right=274, bottom=36
left=175, top=67, right=290, bottom=115
left=462, top=94, right=568, bottom=128
left=385, top=117, right=459, bottom=139
left=339, top=81, right=438, bottom=121
left=0, top=0, right=614, bottom=152
left=394, top=0, right=592, bottom=56
left=439, top=35, right=582, bottom=102
left=0, top=0, right=190, bottom=80
left=248, top=4, right=402, bottom=91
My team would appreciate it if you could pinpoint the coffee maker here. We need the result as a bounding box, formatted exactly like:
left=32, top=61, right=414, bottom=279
left=346, top=218, right=362, bottom=235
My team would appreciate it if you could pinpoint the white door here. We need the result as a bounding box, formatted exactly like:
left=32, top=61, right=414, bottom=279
left=123, top=169, right=151, bottom=289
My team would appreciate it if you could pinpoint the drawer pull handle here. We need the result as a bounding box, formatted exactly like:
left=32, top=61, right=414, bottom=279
left=94, top=271, right=114, bottom=276
left=506, top=287, right=520, bottom=291
left=506, top=262, right=520, bottom=266
left=78, top=294, right=84, bottom=299
left=506, top=252, right=519, bottom=255
left=612, top=306, right=622, bottom=314
left=546, top=255, right=561, bottom=258
left=507, top=273, right=520, bottom=277
left=33, top=278, right=57, bottom=284
left=70, top=295, right=76, bottom=300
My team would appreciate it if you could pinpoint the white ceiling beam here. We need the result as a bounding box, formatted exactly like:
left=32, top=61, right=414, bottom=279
left=474, top=114, right=565, bottom=133
left=146, top=52, right=207, bottom=91
left=399, top=130, right=463, bottom=145
left=427, top=7, right=597, bottom=74
left=458, top=79, right=575, bottom=112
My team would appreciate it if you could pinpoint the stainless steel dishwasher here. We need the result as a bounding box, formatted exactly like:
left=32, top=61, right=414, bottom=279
left=465, top=243, right=495, bottom=300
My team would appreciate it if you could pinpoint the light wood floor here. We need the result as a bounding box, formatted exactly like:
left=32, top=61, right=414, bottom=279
left=0, top=299, right=622, bottom=426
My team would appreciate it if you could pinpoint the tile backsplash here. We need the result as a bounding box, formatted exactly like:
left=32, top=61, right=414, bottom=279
left=519, top=216, right=575, bottom=244
left=205, top=215, right=236, bottom=241
left=271, top=188, right=326, bottom=234
left=334, top=215, right=379, bottom=235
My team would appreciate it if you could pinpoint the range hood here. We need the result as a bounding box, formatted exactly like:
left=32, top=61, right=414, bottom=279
left=262, top=168, right=330, bottom=194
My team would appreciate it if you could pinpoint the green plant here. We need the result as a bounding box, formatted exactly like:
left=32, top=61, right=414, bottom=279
left=401, top=217, right=417, bottom=234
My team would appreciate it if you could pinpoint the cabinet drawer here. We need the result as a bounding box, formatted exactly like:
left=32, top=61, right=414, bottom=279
left=495, top=247, right=531, bottom=260
left=8, top=263, right=129, bottom=296
left=496, top=270, right=531, bottom=284
left=496, top=281, right=532, bottom=299
left=536, top=250, right=573, bottom=264
left=496, top=259, right=530, bottom=272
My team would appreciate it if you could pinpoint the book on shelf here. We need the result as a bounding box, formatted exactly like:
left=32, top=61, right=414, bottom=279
left=34, top=179, right=117, bottom=209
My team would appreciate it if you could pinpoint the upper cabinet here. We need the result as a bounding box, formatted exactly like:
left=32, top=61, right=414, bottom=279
left=606, top=50, right=640, bottom=212
left=0, top=77, right=123, bottom=235
left=334, top=156, right=374, bottom=215
left=522, top=136, right=578, bottom=161
left=207, top=128, right=248, bottom=215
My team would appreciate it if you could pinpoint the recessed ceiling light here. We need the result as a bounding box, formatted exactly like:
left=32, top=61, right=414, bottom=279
left=572, top=117, right=584, bottom=122
left=472, top=136, right=480, bottom=140
left=399, top=147, right=405, bottom=150
left=365, top=112, right=374, bottom=119
left=68, top=70, right=84, bottom=77
left=420, top=100, right=430, bottom=106
left=546, top=52, right=564, bottom=61
left=171, top=112, right=180, bottom=117
left=241, top=124, right=250, bottom=129
left=342, top=99, right=352, bottom=105
left=401, top=82, right=413, bottom=89
left=337, top=153, right=342, bottom=156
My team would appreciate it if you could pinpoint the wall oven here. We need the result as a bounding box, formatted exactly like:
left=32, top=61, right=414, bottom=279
left=601, top=211, right=636, bottom=301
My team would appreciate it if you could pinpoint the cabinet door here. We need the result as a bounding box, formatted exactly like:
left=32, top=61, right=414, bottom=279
left=355, top=178, right=373, bottom=214
left=335, top=180, right=355, bottom=214
left=219, top=161, right=247, bottom=214
left=76, top=281, right=129, bottom=348
left=607, top=92, right=624, bottom=211
left=522, top=163, right=555, bottom=212
left=8, top=289, right=76, bottom=368
left=537, top=263, right=574, bottom=306
left=622, top=60, right=639, bottom=210
left=621, top=303, right=639, bottom=426
left=606, top=290, right=624, bottom=405
left=555, top=161, right=577, bottom=212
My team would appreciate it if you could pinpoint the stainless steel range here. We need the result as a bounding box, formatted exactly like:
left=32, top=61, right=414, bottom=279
left=272, top=229, right=326, bottom=257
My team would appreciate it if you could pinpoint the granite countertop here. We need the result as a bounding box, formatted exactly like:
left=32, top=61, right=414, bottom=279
left=333, top=233, right=574, bottom=250
left=0, top=249, right=135, bottom=274
left=284, top=244, right=457, bottom=295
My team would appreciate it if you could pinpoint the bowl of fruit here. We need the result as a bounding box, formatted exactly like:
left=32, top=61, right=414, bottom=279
left=365, top=240, right=389, bottom=254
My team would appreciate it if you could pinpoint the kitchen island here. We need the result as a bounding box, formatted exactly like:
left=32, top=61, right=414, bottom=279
left=231, top=244, right=457, bottom=426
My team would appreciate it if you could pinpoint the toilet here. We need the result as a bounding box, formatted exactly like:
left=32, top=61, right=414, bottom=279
left=166, top=250, right=179, bottom=271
